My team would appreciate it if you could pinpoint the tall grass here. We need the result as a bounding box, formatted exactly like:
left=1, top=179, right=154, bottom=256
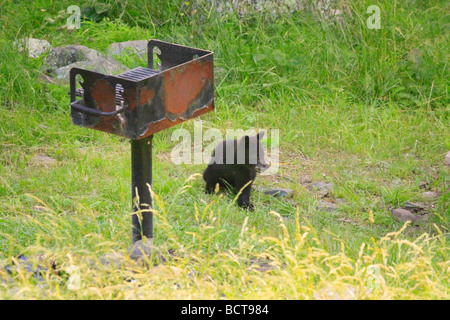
left=0, top=0, right=447, bottom=109
left=0, top=178, right=448, bottom=299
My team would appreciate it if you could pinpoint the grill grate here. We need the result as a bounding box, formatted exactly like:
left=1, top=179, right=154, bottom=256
left=75, top=67, right=160, bottom=101
left=117, top=67, right=159, bottom=81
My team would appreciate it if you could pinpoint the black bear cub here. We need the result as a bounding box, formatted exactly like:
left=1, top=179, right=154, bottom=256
left=203, top=131, right=269, bottom=210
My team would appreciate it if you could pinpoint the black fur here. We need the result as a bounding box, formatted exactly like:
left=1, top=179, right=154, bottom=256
left=203, top=132, right=269, bottom=210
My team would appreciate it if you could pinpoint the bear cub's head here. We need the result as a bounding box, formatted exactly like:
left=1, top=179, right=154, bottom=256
left=237, top=131, right=270, bottom=172
left=209, top=131, right=269, bottom=172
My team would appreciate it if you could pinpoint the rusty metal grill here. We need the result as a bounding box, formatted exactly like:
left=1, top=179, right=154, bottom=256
left=70, top=39, right=214, bottom=140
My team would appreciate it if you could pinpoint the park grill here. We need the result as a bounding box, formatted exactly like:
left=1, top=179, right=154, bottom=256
left=69, top=39, right=214, bottom=245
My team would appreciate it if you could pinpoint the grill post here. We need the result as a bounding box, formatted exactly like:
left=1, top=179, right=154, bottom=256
left=131, top=135, right=153, bottom=243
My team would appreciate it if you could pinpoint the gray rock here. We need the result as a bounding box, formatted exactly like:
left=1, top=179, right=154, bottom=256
left=44, top=45, right=100, bottom=70
left=299, top=173, right=313, bottom=184
left=107, top=40, right=148, bottom=59
left=307, top=181, right=334, bottom=197
left=263, top=188, right=294, bottom=198
left=317, top=200, right=338, bottom=212
left=419, top=181, right=431, bottom=190
left=445, top=151, right=450, bottom=167
left=52, top=59, right=128, bottom=81
left=334, top=198, right=348, bottom=204
left=391, top=208, right=419, bottom=223
left=43, top=45, right=128, bottom=81
left=14, top=38, right=52, bottom=58
left=4, top=255, right=48, bottom=283
left=421, top=191, right=439, bottom=200
left=128, top=239, right=154, bottom=261
left=98, top=252, right=126, bottom=269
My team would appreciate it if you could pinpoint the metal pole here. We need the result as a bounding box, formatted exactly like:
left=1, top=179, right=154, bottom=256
left=131, top=135, right=153, bottom=243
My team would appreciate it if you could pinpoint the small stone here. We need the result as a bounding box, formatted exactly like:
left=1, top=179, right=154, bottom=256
left=335, top=198, right=348, bottom=204
left=14, top=38, right=52, bottom=58
left=317, top=200, right=338, bottom=212
left=307, top=181, right=334, bottom=197
left=299, top=173, right=312, bottom=184
left=99, top=252, right=126, bottom=269
left=263, top=188, right=294, bottom=198
left=32, top=154, right=56, bottom=165
left=419, top=181, right=431, bottom=190
left=127, top=239, right=154, bottom=261
left=391, top=208, right=418, bottom=223
left=9, top=255, right=46, bottom=282
left=445, top=151, right=450, bottom=167
left=422, top=191, right=439, bottom=200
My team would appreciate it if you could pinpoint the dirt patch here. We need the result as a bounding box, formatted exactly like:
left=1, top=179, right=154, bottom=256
left=30, top=154, right=57, bottom=166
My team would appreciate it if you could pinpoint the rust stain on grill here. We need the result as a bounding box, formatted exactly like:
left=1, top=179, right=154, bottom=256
left=140, top=102, right=214, bottom=139
left=122, top=87, right=137, bottom=111
left=91, top=80, right=116, bottom=112
left=163, top=60, right=213, bottom=116
left=139, top=87, right=155, bottom=105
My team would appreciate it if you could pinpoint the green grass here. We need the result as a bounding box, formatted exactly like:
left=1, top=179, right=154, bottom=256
left=0, top=0, right=448, bottom=299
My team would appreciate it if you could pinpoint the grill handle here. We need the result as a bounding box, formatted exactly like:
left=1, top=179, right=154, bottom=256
left=70, top=67, right=127, bottom=117
left=71, top=102, right=125, bottom=116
